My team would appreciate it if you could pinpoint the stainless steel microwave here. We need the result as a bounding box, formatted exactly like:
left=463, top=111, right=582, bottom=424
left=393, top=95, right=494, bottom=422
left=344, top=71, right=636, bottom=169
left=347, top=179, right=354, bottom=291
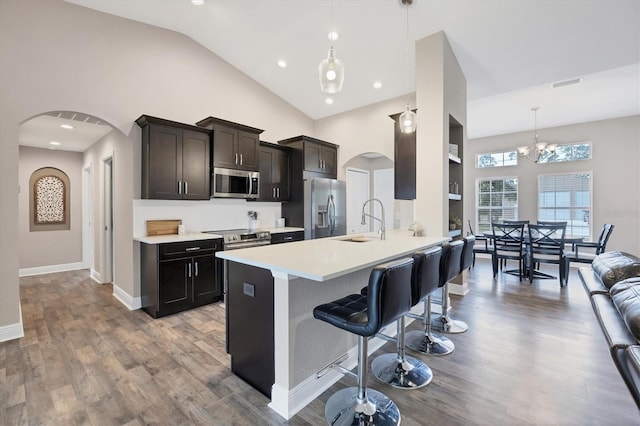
left=211, top=167, right=259, bottom=199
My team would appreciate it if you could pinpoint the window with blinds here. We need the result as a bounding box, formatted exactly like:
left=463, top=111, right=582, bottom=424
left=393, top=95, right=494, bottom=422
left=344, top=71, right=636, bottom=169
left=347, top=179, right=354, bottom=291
left=476, top=177, right=518, bottom=234
left=538, top=172, right=592, bottom=239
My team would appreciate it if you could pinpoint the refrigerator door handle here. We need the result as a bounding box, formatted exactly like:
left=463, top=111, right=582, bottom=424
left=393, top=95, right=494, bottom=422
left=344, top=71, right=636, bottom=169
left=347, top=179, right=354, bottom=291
left=328, top=194, right=336, bottom=235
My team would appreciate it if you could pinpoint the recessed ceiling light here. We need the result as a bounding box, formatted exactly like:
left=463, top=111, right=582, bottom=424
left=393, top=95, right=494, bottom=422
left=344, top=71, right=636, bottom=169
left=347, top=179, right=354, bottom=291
left=49, top=141, right=61, bottom=146
left=191, top=0, right=205, bottom=5
left=60, top=124, right=74, bottom=130
left=328, top=31, right=339, bottom=41
left=277, top=59, right=287, bottom=69
left=373, top=81, right=382, bottom=89
left=325, top=97, right=334, bottom=105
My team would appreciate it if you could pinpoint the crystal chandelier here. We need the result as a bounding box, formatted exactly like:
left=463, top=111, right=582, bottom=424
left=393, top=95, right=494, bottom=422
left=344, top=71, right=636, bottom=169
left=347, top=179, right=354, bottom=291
left=318, top=0, right=344, bottom=94
left=517, top=107, right=556, bottom=163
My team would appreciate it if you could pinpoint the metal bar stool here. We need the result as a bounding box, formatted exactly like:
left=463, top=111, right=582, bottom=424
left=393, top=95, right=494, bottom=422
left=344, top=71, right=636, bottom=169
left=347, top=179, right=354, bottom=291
left=404, top=246, right=455, bottom=356
left=431, top=240, right=468, bottom=334
left=313, top=258, right=414, bottom=426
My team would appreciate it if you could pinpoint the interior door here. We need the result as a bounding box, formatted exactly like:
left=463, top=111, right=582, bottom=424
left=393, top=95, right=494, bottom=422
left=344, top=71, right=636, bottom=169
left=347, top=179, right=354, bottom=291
left=346, top=168, right=370, bottom=234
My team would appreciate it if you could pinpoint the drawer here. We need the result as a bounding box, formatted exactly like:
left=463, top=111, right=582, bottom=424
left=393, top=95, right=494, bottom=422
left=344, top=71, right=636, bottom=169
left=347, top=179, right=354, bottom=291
left=158, top=239, right=222, bottom=260
left=271, top=231, right=304, bottom=245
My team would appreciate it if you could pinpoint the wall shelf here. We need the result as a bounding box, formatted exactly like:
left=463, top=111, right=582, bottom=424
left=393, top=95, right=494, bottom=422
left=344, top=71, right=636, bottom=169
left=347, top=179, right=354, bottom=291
left=448, top=153, right=461, bottom=164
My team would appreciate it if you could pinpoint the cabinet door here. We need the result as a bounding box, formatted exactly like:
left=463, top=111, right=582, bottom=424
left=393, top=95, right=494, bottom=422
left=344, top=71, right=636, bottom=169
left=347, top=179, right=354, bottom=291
left=304, top=143, right=323, bottom=173
left=321, top=146, right=337, bottom=178
left=193, top=255, right=220, bottom=307
left=237, top=131, right=259, bottom=171
left=146, top=124, right=182, bottom=199
left=182, top=130, right=211, bottom=200
left=212, top=124, right=238, bottom=169
left=158, top=258, right=193, bottom=315
left=274, top=149, right=290, bottom=200
left=259, top=147, right=276, bottom=201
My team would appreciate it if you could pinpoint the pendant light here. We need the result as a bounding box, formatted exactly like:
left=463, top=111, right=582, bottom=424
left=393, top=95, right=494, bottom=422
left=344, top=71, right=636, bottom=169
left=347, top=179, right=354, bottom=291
left=399, top=0, right=417, bottom=133
left=318, top=0, right=344, bottom=93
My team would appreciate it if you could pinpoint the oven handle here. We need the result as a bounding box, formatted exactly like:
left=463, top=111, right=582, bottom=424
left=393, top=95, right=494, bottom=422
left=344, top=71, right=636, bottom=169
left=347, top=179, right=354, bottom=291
left=224, top=240, right=271, bottom=250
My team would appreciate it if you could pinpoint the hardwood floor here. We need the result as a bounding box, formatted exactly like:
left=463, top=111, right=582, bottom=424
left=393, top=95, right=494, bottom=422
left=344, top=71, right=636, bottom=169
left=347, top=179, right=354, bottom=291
left=1, top=259, right=637, bottom=425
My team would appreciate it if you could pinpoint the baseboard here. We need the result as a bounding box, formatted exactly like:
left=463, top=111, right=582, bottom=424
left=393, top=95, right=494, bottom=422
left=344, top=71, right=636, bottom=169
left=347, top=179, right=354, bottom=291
left=112, top=283, right=142, bottom=311
left=90, top=269, right=101, bottom=283
left=0, top=304, right=24, bottom=343
left=19, top=262, right=84, bottom=277
left=449, top=281, right=470, bottom=296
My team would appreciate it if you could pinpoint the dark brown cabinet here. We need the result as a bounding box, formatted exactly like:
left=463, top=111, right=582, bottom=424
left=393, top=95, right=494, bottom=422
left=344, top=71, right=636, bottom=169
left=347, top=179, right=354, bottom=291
left=136, top=115, right=211, bottom=200
left=196, top=116, right=263, bottom=172
left=141, top=239, right=223, bottom=318
left=259, top=142, right=291, bottom=202
left=270, top=231, right=304, bottom=244
left=278, top=135, right=338, bottom=179
left=390, top=112, right=416, bottom=200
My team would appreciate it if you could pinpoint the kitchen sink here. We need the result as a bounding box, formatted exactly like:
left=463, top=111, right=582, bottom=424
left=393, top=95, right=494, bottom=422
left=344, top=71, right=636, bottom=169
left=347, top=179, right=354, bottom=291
left=338, top=236, right=379, bottom=243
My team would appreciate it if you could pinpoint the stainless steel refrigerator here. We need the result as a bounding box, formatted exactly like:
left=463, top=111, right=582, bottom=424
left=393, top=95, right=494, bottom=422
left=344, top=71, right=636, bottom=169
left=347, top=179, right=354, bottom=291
left=282, top=177, right=346, bottom=239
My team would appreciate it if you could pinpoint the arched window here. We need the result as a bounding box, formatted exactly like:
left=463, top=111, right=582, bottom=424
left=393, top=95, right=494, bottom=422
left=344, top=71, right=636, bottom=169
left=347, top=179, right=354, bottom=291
left=29, top=167, right=70, bottom=231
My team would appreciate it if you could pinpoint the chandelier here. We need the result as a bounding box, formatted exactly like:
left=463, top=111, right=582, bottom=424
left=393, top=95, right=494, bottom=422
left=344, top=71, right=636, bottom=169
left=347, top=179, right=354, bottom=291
left=318, top=0, right=344, bottom=94
left=517, top=107, right=556, bottom=163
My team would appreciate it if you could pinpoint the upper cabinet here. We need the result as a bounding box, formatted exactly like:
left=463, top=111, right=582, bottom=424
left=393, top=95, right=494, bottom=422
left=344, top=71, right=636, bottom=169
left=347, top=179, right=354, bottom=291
left=390, top=112, right=416, bottom=200
left=259, top=142, right=291, bottom=202
left=196, top=116, right=263, bottom=172
left=136, top=115, right=211, bottom=200
left=278, top=135, right=338, bottom=179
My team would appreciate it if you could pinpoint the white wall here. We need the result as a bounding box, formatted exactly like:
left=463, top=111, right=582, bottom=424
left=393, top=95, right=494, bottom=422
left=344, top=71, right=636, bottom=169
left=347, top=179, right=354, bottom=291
left=18, top=146, right=83, bottom=271
left=465, top=115, right=640, bottom=255
left=0, top=0, right=314, bottom=334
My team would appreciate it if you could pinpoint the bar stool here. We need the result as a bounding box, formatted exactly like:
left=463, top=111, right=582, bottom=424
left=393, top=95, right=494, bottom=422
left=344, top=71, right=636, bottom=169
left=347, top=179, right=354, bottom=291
left=404, top=246, right=455, bottom=356
left=431, top=240, right=467, bottom=334
left=313, top=258, right=413, bottom=426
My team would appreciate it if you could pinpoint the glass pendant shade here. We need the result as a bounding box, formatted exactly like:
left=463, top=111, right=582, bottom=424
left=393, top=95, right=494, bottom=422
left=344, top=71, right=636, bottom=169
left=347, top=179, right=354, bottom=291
left=399, top=104, right=417, bottom=133
left=318, top=46, right=344, bottom=94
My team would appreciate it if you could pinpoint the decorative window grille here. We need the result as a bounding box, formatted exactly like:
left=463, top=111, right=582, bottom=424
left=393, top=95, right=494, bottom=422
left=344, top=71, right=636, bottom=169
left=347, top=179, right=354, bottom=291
left=29, top=167, right=70, bottom=231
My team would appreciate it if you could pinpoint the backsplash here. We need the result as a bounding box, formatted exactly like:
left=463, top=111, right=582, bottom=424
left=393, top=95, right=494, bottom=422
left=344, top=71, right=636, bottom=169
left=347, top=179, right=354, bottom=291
left=133, top=198, right=282, bottom=237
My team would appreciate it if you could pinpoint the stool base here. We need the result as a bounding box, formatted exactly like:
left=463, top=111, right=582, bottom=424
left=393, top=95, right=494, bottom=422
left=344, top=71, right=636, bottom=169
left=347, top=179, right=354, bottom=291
left=370, top=353, right=432, bottom=389
left=404, top=330, right=454, bottom=356
left=430, top=314, right=468, bottom=334
left=325, top=387, right=401, bottom=426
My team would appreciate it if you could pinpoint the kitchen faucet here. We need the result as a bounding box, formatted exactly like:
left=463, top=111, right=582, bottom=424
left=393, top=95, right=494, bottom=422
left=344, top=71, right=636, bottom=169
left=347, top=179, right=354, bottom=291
left=361, top=198, right=386, bottom=240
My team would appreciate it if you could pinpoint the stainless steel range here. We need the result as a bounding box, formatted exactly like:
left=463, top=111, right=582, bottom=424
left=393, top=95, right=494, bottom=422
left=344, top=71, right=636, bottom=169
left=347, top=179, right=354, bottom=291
left=204, top=229, right=271, bottom=250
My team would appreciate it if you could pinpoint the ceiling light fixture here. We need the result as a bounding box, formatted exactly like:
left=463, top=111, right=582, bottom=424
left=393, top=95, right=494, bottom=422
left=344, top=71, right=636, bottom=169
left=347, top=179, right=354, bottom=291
left=191, top=0, right=204, bottom=6
left=373, top=81, right=382, bottom=89
left=325, top=97, right=334, bottom=105
left=49, top=141, right=61, bottom=146
left=328, top=31, right=339, bottom=41
left=277, top=59, right=287, bottom=68
left=60, top=124, right=74, bottom=129
left=517, top=107, right=557, bottom=163
left=399, top=0, right=416, bottom=133
left=318, top=0, right=344, bottom=94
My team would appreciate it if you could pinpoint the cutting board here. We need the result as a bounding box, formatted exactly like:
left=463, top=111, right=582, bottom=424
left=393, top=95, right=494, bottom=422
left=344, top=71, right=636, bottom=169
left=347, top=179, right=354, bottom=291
left=146, top=219, right=182, bottom=236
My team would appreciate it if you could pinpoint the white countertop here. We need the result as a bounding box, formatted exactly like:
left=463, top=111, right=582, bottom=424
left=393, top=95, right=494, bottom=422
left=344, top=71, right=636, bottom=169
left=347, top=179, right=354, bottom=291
left=134, top=232, right=223, bottom=244
left=217, top=229, right=450, bottom=281
left=262, top=227, right=304, bottom=234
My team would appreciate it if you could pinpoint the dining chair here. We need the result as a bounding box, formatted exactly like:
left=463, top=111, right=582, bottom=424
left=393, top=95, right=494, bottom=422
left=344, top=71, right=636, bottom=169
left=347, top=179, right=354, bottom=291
left=467, top=220, right=493, bottom=267
left=491, top=223, right=526, bottom=280
left=528, top=223, right=567, bottom=287
left=564, top=223, right=615, bottom=266
left=537, top=221, right=568, bottom=226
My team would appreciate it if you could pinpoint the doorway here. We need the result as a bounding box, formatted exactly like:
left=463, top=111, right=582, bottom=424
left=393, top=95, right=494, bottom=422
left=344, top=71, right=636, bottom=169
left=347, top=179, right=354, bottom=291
left=103, top=156, right=114, bottom=284
left=82, top=165, right=94, bottom=272
left=346, top=167, right=370, bottom=234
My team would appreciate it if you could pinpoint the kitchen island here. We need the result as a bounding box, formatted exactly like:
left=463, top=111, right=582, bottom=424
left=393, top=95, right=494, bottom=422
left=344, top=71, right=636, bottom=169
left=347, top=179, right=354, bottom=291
left=217, top=229, right=449, bottom=419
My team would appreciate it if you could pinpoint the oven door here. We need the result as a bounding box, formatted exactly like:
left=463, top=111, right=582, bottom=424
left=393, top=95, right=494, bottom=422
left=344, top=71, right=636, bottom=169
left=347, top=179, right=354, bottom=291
left=212, top=167, right=259, bottom=199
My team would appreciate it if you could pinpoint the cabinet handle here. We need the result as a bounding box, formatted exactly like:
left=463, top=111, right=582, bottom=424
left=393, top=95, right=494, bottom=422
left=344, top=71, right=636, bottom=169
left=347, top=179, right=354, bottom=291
left=184, top=181, right=188, bottom=195
left=284, top=236, right=293, bottom=241
left=277, top=187, right=280, bottom=198
left=235, top=153, right=238, bottom=165
left=186, top=247, right=201, bottom=251
left=195, top=261, right=199, bottom=277
left=178, top=181, right=182, bottom=194
left=240, top=154, right=243, bottom=165
left=188, top=263, right=192, bottom=278
left=272, top=187, right=276, bottom=198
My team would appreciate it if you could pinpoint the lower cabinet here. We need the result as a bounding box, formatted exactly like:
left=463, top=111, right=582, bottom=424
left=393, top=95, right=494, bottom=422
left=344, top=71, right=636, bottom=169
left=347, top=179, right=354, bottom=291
left=141, top=239, right=223, bottom=318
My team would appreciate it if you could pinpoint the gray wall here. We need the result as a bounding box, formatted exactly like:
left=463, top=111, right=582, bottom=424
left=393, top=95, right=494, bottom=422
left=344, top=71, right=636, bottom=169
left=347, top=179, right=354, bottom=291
left=0, top=0, right=314, bottom=334
left=464, top=115, right=640, bottom=254
left=18, top=146, right=83, bottom=270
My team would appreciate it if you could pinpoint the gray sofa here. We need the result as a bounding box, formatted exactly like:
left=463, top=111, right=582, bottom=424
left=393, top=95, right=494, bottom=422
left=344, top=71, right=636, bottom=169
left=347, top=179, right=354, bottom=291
left=578, top=251, right=640, bottom=409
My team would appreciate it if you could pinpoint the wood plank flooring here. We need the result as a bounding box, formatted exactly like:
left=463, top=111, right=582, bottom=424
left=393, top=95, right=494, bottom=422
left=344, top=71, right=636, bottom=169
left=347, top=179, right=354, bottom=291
left=1, top=259, right=637, bottom=425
